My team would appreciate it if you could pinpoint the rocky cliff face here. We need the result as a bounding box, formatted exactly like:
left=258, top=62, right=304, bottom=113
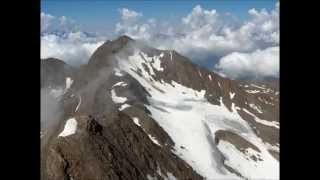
left=41, top=35, right=279, bottom=180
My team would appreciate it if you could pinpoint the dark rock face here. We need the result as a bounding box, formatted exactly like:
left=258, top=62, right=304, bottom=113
left=46, top=114, right=202, bottom=180
left=42, top=36, right=279, bottom=179
left=215, top=130, right=260, bottom=153
left=41, top=58, right=76, bottom=88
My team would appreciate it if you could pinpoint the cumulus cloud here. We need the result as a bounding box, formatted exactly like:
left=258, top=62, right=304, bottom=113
left=113, top=3, right=279, bottom=79
left=41, top=2, right=279, bottom=79
left=119, top=8, right=142, bottom=21
left=41, top=33, right=104, bottom=66
left=115, top=8, right=154, bottom=40
left=41, top=12, right=79, bottom=35
left=114, top=3, right=279, bottom=64
left=182, top=5, right=219, bottom=30
left=215, top=46, right=279, bottom=79
left=41, top=12, right=105, bottom=66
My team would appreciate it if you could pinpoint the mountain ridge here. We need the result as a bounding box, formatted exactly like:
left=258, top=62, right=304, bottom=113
left=41, top=35, right=279, bottom=180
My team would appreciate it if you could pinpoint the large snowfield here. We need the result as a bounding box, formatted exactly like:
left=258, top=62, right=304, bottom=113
left=113, top=49, right=279, bottom=179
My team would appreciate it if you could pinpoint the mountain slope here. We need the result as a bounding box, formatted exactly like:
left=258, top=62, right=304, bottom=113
left=41, top=35, right=279, bottom=180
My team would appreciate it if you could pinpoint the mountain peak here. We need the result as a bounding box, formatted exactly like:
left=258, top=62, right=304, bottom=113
left=117, top=35, right=134, bottom=42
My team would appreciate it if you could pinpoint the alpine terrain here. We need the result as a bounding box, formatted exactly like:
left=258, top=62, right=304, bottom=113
left=41, top=36, right=279, bottom=180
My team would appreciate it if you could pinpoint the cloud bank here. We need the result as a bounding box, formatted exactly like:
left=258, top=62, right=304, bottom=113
left=41, top=2, right=279, bottom=79
left=215, top=46, right=279, bottom=79
left=41, top=12, right=105, bottom=66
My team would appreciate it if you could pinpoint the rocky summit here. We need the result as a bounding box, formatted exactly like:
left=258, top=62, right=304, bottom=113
left=41, top=35, right=279, bottom=180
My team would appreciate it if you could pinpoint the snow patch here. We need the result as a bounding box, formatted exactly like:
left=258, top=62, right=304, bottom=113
left=250, top=84, right=266, bottom=89
left=114, top=68, right=124, bottom=76
left=66, top=77, right=73, bottom=90
left=249, top=103, right=263, bottom=114
left=148, top=134, right=162, bottom=146
left=112, top=81, right=128, bottom=88
left=229, top=92, right=235, bottom=99
left=243, top=109, right=279, bottom=128
left=58, top=118, right=77, bottom=137
left=246, top=90, right=260, bottom=94
left=119, top=104, right=131, bottom=111
left=75, top=95, right=81, bottom=112
left=111, top=89, right=127, bottom=103
left=132, top=117, right=141, bottom=127
left=218, top=140, right=279, bottom=180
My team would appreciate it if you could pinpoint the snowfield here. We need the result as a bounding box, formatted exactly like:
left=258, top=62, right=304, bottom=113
left=115, top=49, right=279, bottom=179
left=58, top=118, right=78, bottom=137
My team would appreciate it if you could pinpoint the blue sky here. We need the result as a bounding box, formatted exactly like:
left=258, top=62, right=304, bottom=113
left=41, top=0, right=277, bottom=32
left=41, top=0, right=279, bottom=79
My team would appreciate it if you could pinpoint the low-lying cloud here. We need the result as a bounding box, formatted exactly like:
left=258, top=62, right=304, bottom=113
left=41, top=2, right=279, bottom=79
left=215, top=46, right=279, bottom=79
left=41, top=13, right=105, bottom=66
left=41, top=32, right=104, bottom=66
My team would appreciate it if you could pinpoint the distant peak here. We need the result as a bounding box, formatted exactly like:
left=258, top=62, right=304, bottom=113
left=101, top=35, right=135, bottom=50
left=118, top=35, right=133, bottom=41
left=114, top=35, right=134, bottom=45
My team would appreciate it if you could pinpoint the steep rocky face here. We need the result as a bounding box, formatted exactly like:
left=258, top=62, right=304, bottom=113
left=42, top=35, right=279, bottom=180
left=41, top=58, right=76, bottom=88
left=46, top=114, right=202, bottom=180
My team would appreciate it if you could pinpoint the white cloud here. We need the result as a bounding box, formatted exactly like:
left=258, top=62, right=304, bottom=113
left=41, top=12, right=55, bottom=33
left=41, top=2, right=279, bottom=78
left=182, top=5, right=219, bottom=30
left=41, top=33, right=104, bottom=66
left=41, top=12, right=105, bottom=66
left=119, top=8, right=142, bottom=21
left=114, top=3, right=278, bottom=65
left=112, top=3, right=279, bottom=79
left=41, top=12, right=78, bottom=34
left=115, top=8, right=153, bottom=40
left=215, top=46, right=279, bottom=79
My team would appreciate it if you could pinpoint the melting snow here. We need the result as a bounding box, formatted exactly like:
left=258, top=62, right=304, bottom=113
left=218, top=140, right=279, bottom=179
left=265, top=142, right=279, bottom=152
left=114, top=68, right=124, bottom=76
left=132, top=117, right=161, bottom=146
left=166, top=172, right=177, bottom=180
left=115, top=49, right=278, bottom=179
left=229, top=92, right=235, bottom=99
left=66, top=77, right=73, bottom=90
left=75, top=95, right=81, bottom=112
left=111, top=89, right=127, bottom=103
left=148, top=134, right=162, bottom=146
left=250, top=84, right=266, bottom=89
left=249, top=103, right=262, bottom=114
left=58, top=118, right=77, bottom=137
left=246, top=90, right=260, bottom=94
left=243, top=109, right=279, bottom=128
left=139, top=51, right=164, bottom=72
left=119, top=104, right=131, bottom=111
left=132, top=117, right=141, bottom=127
left=208, top=74, right=212, bottom=81
left=112, top=81, right=128, bottom=88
